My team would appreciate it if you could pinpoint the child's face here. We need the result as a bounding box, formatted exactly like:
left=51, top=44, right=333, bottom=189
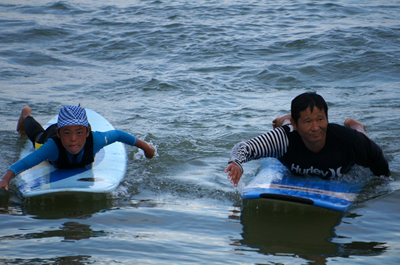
left=57, top=125, right=90, bottom=155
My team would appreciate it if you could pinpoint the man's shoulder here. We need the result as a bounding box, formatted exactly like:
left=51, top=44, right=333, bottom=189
left=328, top=123, right=355, bottom=132
left=281, top=124, right=294, bottom=133
left=327, top=123, right=357, bottom=142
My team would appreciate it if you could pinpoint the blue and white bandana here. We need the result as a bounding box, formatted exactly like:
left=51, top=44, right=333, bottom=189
left=57, top=105, right=89, bottom=128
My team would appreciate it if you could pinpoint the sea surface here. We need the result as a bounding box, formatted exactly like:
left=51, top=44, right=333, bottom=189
left=1, top=0, right=400, bottom=264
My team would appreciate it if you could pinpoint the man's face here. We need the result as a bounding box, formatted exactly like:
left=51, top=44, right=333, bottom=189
left=291, top=106, right=328, bottom=151
left=57, top=125, right=89, bottom=155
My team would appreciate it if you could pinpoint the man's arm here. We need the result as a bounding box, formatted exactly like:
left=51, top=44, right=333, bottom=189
left=352, top=132, right=390, bottom=177
left=225, top=126, right=290, bottom=186
left=225, top=162, right=243, bottom=187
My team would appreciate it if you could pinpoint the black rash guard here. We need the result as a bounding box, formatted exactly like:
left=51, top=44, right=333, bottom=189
left=229, top=124, right=390, bottom=178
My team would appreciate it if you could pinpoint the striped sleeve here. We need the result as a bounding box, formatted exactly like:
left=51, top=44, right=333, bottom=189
left=229, top=126, right=289, bottom=172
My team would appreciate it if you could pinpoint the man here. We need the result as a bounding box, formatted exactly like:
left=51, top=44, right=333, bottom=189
left=225, top=92, right=390, bottom=187
left=1, top=105, right=155, bottom=191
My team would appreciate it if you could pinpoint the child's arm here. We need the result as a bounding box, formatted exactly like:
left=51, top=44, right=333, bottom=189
left=135, top=139, right=155, bottom=159
left=0, top=171, right=15, bottom=191
left=93, top=130, right=155, bottom=159
left=0, top=140, right=59, bottom=191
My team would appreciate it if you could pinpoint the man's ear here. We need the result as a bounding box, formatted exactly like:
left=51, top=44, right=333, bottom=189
left=290, top=118, right=297, bottom=130
left=86, top=125, right=91, bottom=137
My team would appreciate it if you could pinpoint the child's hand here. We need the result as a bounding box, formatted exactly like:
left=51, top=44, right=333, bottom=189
left=0, top=171, right=15, bottom=191
left=144, top=143, right=155, bottom=159
left=135, top=139, right=156, bottom=159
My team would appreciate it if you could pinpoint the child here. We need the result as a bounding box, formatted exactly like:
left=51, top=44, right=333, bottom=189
left=1, top=105, right=155, bottom=191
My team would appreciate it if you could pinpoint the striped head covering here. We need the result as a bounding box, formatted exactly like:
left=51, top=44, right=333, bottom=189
left=57, top=105, right=89, bottom=129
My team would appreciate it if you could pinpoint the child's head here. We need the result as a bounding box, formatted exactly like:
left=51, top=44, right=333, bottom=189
left=56, top=106, right=90, bottom=155
left=57, top=105, right=89, bottom=129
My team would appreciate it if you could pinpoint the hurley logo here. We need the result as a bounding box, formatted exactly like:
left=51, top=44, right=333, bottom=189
left=291, top=164, right=343, bottom=178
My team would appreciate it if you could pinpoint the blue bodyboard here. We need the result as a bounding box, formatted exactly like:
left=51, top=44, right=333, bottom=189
left=241, top=158, right=368, bottom=212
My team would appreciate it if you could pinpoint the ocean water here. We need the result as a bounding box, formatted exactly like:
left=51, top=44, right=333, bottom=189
left=1, top=0, right=400, bottom=264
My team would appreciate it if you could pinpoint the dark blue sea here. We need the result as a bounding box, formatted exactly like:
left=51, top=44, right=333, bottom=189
left=1, top=0, right=400, bottom=264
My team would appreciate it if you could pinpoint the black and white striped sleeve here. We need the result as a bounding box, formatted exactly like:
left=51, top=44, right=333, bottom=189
left=229, top=126, right=289, bottom=172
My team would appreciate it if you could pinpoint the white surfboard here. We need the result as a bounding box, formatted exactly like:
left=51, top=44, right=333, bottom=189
left=14, top=109, right=127, bottom=198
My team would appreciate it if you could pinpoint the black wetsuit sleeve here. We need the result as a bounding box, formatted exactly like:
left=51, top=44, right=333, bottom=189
left=352, top=133, right=390, bottom=177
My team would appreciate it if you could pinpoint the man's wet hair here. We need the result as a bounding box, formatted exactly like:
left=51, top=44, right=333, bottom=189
left=291, top=92, right=328, bottom=125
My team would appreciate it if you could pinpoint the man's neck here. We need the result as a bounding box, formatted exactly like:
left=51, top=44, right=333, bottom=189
left=303, top=137, right=326, bottom=153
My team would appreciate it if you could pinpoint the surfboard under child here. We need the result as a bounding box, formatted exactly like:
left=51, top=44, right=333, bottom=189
left=14, top=109, right=127, bottom=198
left=241, top=158, right=369, bottom=212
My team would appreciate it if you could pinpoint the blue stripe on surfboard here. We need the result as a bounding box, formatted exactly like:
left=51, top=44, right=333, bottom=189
left=267, top=176, right=363, bottom=194
left=242, top=190, right=352, bottom=212
left=18, top=148, right=105, bottom=195
left=242, top=188, right=356, bottom=212
left=245, top=182, right=361, bottom=200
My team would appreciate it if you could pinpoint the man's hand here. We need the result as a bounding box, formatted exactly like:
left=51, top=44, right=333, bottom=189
left=225, top=162, right=242, bottom=187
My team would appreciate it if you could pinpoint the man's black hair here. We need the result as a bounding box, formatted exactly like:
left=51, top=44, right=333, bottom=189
left=291, top=92, right=328, bottom=125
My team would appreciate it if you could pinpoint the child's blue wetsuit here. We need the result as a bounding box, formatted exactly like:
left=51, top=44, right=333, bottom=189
left=8, top=130, right=137, bottom=176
